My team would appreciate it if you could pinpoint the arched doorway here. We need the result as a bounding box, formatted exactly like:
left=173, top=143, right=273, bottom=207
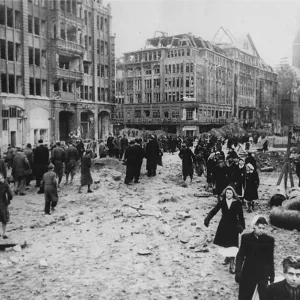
left=59, top=111, right=73, bottom=141
left=98, top=111, right=110, bottom=140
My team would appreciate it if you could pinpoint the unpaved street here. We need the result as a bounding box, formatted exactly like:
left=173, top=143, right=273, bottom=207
left=0, top=153, right=299, bottom=300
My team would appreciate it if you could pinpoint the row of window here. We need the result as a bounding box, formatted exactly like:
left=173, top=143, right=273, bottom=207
left=28, top=16, right=46, bottom=37
left=126, top=51, right=162, bottom=63
left=167, top=48, right=190, bottom=58
left=0, top=6, right=21, bottom=29
left=164, top=62, right=194, bottom=74
left=132, top=109, right=180, bottom=119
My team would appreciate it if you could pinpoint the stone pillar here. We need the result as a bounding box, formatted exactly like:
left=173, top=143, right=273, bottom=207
left=182, top=108, right=186, bottom=120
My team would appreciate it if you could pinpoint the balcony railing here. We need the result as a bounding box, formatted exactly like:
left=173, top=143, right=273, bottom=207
left=51, top=39, right=85, bottom=56
left=53, top=68, right=84, bottom=82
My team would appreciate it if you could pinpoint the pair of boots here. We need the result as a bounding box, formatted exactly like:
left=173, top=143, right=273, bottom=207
left=246, top=201, right=254, bottom=213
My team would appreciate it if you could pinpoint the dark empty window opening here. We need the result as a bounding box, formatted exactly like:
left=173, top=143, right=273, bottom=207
left=7, top=8, right=13, bottom=28
left=34, top=17, right=40, bottom=35
left=29, top=78, right=35, bottom=95
left=15, top=11, right=21, bottom=29
left=7, top=42, right=14, bottom=61
left=83, top=61, right=90, bottom=74
left=66, top=25, right=76, bottom=42
left=59, top=55, right=70, bottom=69
left=36, top=79, right=41, bottom=95
left=62, top=81, right=67, bottom=92
left=144, top=110, right=150, bottom=117
left=68, top=83, right=72, bottom=93
left=1, top=74, right=7, bottom=93
left=84, top=86, right=88, bottom=99
left=66, top=0, right=71, bottom=13
left=88, top=36, right=92, bottom=50
left=35, top=48, right=40, bottom=66
left=0, top=5, right=5, bottom=25
left=54, top=81, right=59, bottom=91
left=0, top=39, right=6, bottom=60
left=60, top=23, right=66, bottom=39
left=164, top=111, right=169, bottom=118
left=60, top=0, right=65, bottom=11
left=29, top=47, right=34, bottom=65
left=97, top=15, right=99, bottom=29
left=16, top=44, right=21, bottom=62
left=100, top=17, right=103, bottom=30
left=28, top=15, right=33, bottom=33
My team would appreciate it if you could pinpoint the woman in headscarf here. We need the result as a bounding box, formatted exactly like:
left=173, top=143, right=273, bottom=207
left=204, top=185, right=245, bottom=273
left=244, top=163, right=260, bottom=213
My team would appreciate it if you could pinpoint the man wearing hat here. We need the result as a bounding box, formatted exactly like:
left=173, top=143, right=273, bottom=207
left=41, top=163, right=58, bottom=215
left=33, top=139, right=49, bottom=188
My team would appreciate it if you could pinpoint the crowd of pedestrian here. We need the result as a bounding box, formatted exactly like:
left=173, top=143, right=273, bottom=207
left=0, top=131, right=299, bottom=300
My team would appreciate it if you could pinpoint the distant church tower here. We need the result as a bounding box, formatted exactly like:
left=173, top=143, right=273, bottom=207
left=292, top=15, right=300, bottom=68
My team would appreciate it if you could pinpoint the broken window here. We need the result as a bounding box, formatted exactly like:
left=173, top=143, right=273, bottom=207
left=100, top=41, right=104, bottom=54
left=15, top=43, right=21, bottom=62
left=15, top=10, right=21, bottom=29
left=66, top=0, right=71, bottom=13
left=36, top=79, right=41, bottom=95
left=104, top=42, right=108, bottom=55
left=68, top=83, right=72, bottom=93
left=164, top=111, right=169, bottom=118
left=100, top=17, right=103, bottom=30
left=144, top=110, right=150, bottom=117
left=60, top=0, right=65, bottom=11
left=41, top=20, right=46, bottom=37
left=104, top=18, right=107, bottom=31
left=7, top=42, right=14, bottom=61
left=134, top=110, right=141, bottom=118
left=97, top=64, right=100, bottom=76
left=60, top=23, right=65, bottom=39
left=89, top=87, right=92, bottom=100
left=83, top=61, right=89, bottom=74
left=89, top=36, right=92, bottom=50
left=42, top=80, right=46, bottom=95
left=84, top=10, right=87, bottom=25
left=34, top=17, right=40, bottom=35
left=28, top=15, right=33, bottom=33
left=62, top=81, right=67, bottom=92
left=58, top=55, right=69, bottom=69
left=84, top=86, right=88, bottom=99
left=7, top=8, right=13, bottom=27
left=29, top=77, right=35, bottom=95
left=97, top=15, right=100, bottom=29
left=186, top=78, right=189, bottom=88
left=105, top=66, right=108, bottom=77
left=101, top=65, right=104, bottom=77
left=1, top=74, right=7, bottom=92
left=16, top=76, right=22, bottom=94
left=84, top=35, right=87, bottom=49
left=54, top=81, right=59, bottom=91
left=35, top=48, right=40, bottom=66
left=97, top=39, right=100, bottom=54
left=0, top=5, right=5, bottom=25
left=66, top=24, right=76, bottom=42
left=41, top=50, right=46, bottom=67
left=0, top=39, right=6, bottom=59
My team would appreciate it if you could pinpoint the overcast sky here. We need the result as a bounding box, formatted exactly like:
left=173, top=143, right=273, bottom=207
left=105, top=0, right=300, bottom=67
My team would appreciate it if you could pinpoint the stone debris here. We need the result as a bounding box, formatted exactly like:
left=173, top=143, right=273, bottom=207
left=39, top=259, right=48, bottom=269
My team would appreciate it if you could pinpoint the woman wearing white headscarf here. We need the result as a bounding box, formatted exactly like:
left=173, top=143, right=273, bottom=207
left=244, top=163, right=260, bottom=213
left=204, top=185, right=245, bottom=273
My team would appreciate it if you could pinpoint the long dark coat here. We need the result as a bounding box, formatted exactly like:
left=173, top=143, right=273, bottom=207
left=227, top=163, right=239, bottom=187
left=206, top=158, right=216, bottom=184
left=34, top=145, right=49, bottom=178
left=51, top=146, right=65, bottom=177
left=0, top=181, right=12, bottom=223
left=145, top=139, right=160, bottom=171
left=265, top=280, right=296, bottom=300
left=244, top=170, right=259, bottom=201
left=12, top=152, right=31, bottom=178
left=205, top=198, right=245, bottom=248
left=80, top=154, right=93, bottom=186
left=214, top=165, right=228, bottom=195
left=236, top=232, right=275, bottom=300
left=179, top=148, right=195, bottom=177
left=235, top=166, right=246, bottom=197
left=0, top=158, right=7, bottom=179
left=42, top=171, right=58, bottom=203
left=65, top=146, right=78, bottom=174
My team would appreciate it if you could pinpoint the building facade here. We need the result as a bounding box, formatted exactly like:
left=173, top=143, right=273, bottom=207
left=115, top=32, right=278, bottom=136
left=0, top=0, right=115, bottom=150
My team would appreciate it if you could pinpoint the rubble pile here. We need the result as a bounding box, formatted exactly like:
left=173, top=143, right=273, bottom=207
left=255, top=151, right=287, bottom=171
left=208, top=123, right=247, bottom=138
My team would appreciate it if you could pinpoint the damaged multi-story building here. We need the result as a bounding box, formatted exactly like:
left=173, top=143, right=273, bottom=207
left=115, top=29, right=278, bottom=136
left=0, top=0, right=115, bottom=149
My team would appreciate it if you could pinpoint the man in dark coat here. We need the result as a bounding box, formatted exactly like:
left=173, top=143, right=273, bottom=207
left=24, top=143, right=33, bottom=186
left=51, top=142, right=65, bottom=187
left=179, top=143, right=195, bottom=181
left=65, top=141, right=78, bottom=184
left=41, top=163, right=58, bottom=215
left=0, top=157, right=7, bottom=180
left=265, top=256, right=300, bottom=300
left=131, top=139, right=144, bottom=183
left=235, top=216, right=275, bottom=300
left=33, top=139, right=49, bottom=187
left=214, top=159, right=228, bottom=197
left=120, top=134, right=129, bottom=159
left=226, top=158, right=240, bottom=188
left=107, top=133, right=114, bottom=157
left=12, top=149, right=31, bottom=195
left=124, top=141, right=135, bottom=185
left=145, top=136, right=160, bottom=177
left=78, top=149, right=93, bottom=193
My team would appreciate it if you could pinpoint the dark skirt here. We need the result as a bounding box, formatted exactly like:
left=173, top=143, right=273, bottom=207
left=0, top=206, right=10, bottom=223
left=81, top=170, right=93, bottom=186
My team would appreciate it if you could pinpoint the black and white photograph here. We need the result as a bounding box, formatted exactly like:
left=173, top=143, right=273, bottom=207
left=0, top=0, right=300, bottom=299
